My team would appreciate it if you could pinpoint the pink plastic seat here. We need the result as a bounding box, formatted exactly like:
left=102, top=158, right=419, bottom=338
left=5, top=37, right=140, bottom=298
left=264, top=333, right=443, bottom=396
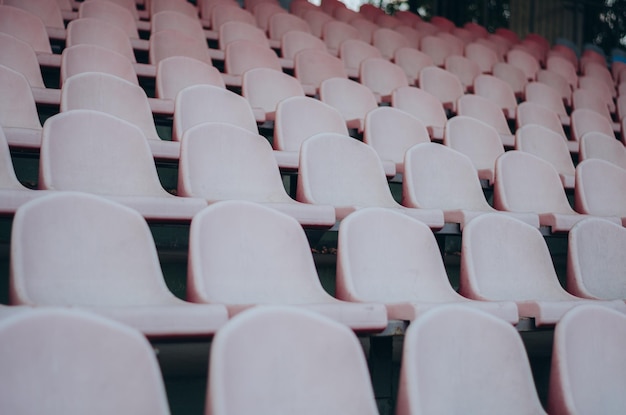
left=516, top=124, right=576, bottom=189
left=150, top=0, right=198, bottom=19
left=187, top=201, right=388, bottom=330
left=525, top=81, right=571, bottom=126
left=323, top=20, right=360, bottom=56
left=155, top=55, right=224, bottom=100
left=61, top=44, right=138, bottom=86
left=547, top=55, right=578, bottom=90
left=338, top=38, right=382, bottom=79
left=11, top=192, right=227, bottom=336
left=537, top=69, right=573, bottom=108
left=444, top=55, right=481, bottom=92
left=242, top=67, right=304, bottom=122
left=437, top=32, right=465, bottom=56
left=67, top=17, right=136, bottom=63
left=224, top=39, right=282, bottom=86
left=418, top=66, right=464, bottom=113
left=149, top=28, right=213, bottom=73
left=273, top=96, right=349, bottom=170
left=363, top=107, right=430, bottom=174
left=465, top=41, right=499, bottom=73
left=211, top=3, right=256, bottom=32
left=359, top=57, right=409, bottom=103
left=151, top=10, right=209, bottom=53
left=415, top=20, right=440, bottom=36
left=456, top=94, right=515, bottom=146
left=90, top=0, right=141, bottom=21
left=575, top=158, right=626, bottom=225
left=219, top=20, right=271, bottom=58
left=404, top=142, right=539, bottom=229
left=268, top=12, right=310, bottom=48
left=0, top=5, right=52, bottom=54
left=430, top=15, right=455, bottom=32
left=516, top=102, right=577, bottom=153
left=371, top=27, right=409, bottom=60
left=78, top=0, right=141, bottom=40
left=396, top=305, right=545, bottom=414
left=394, top=47, right=433, bottom=86
left=0, top=64, right=43, bottom=149
left=578, top=76, right=616, bottom=113
left=584, top=60, right=616, bottom=95
left=294, top=48, right=347, bottom=95
left=207, top=306, right=380, bottom=415
left=420, top=35, right=453, bottom=67
left=338, top=207, right=519, bottom=321
left=61, top=72, right=179, bottom=159
left=570, top=108, right=616, bottom=143
left=280, top=30, right=327, bottom=68
left=548, top=305, right=626, bottom=414
left=579, top=131, right=626, bottom=169
left=302, top=9, right=334, bottom=38
left=296, top=132, right=444, bottom=227
left=572, top=88, right=620, bottom=132
left=443, top=115, right=504, bottom=185
left=173, top=84, right=257, bottom=142
left=0, top=308, right=171, bottom=414
left=391, top=86, right=447, bottom=141
left=506, top=48, right=540, bottom=80
left=349, top=17, right=378, bottom=43
left=493, top=61, right=528, bottom=99
left=460, top=214, right=626, bottom=325
left=395, top=26, right=422, bottom=49
left=493, top=151, right=599, bottom=232
left=4, top=0, right=65, bottom=37
left=319, top=77, right=378, bottom=132
left=252, top=1, right=287, bottom=34
left=464, top=21, right=488, bottom=38
left=473, top=74, right=518, bottom=119
left=178, top=122, right=335, bottom=227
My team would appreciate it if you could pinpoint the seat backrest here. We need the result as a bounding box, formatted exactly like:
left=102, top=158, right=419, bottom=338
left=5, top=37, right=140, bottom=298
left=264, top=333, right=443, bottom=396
left=456, top=93, right=512, bottom=136
left=547, top=55, right=578, bottom=88
left=78, top=0, right=139, bottom=39
left=323, top=20, right=360, bottom=55
left=516, top=101, right=567, bottom=140
left=241, top=67, right=304, bottom=116
left=319, top=77, right=378, bottom=126
left=187, top=201, right=332, bottom=304
left=493, top=62, right=528, bottom=96
left=391, top=86, right=448, bottom=133
left=548, top=305, right=626, bottom=414
left=474, top=74, right=518, bottom=115
left=0, top=308, right=170, bottom=415
left=40, top=110, right=169, bottom=197
left=294, top=48, right=347, bottom=92
left=404, top=142, right=492, bottom=211
left=178, top=122, right=290, bottom=202
left=61, top=44, right=138, bottom=86
left=252, top=1, right=287, bottom=33
left=224, top=39, right=282, bottom=76
left=516, top=124, right=576, bottom=178
left=465, top=41, right=499, bottom=73
left=536, top=69, right=572, bottom=106
left=4, top=0, right=64, bottom=29
left=151, top=10, right=207, bottom=44
left=395, top=26, right=422, bottom=49
left=302, top=9, right=333, bottom=38
left=0, top=32, right=45, bottom=88
left=281, top=30, right=327, bottom=61
left=156, top=55, right=224, bottom=100
left=567, top=218, right=626, bottom=300
left=570, top=108, right=615, bottom=142
left=363, top=106, right=430, bottom=171
left=420, top=35, right=452, bottom=66
left=572, top=88, right=613, bottom=123
left=338, top=39, right=382, bottom=77
left=460, top=213, right=573, bottom=301
left=211, top=3, right=256, bottom=31
left=371, top=27, right=410, bottom=60
left=61, top=72, right=160, bottom=140
left=149, top=29, right=212, bottom=66
left=493, top=150, right=575, bottom=214
left=575, top=158, right=626, bottom=218
left=219, top=19, right=270, bottom=51
left=207, top=306, right=378, bottom=415
left=296, top=133, right=398, bottom=208
left=578, top=76, right=614, bottom=107
left=444, top=55, right=481, bottom=92
left=525, top=81, right=569, bottom=119
left=274, top=96, right=348, bottom=152
left=66, top=17, right=136, bottom=63
left=89, top=0, right=140, bottom=20
left=579, top=131, right=626, bottom=169
left=151, top=0, right=198, bottom=18
left=11, top=191, right=175, bottom=306
left=0, top=126, right=27, bottom=190
left=268, top=12, right=310, bottom=41
left=394, top=47, right=434, bottom=85
left=175, top=82, right=257, bottom=138
left=396, top=305, right=546, bottom=415
left=419, top=66, right=464, bottom=111
left=506, top=48, right=540, bottom=80
left=359, top=57, right=409, bottom=99
left=0, top=5, right=52, bottom=54
left=349, top=17, right=378, bottom=43
left=437, top=32, right=465, bottom=56
left=443, top=115, right=504, bottom=183
left=0, top=64, right=42, bottom=131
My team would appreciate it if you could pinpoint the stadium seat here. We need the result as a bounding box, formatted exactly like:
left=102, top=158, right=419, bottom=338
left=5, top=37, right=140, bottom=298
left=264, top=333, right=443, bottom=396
left=493, top=61, right=528, bottom=99
left=443, top=115, right=504, bottom=185
left=394, top=47, right=434, bottom=86
left=516, top=102, right=577, bottom=153
left=493, top=151, right=600, bottom=232
left=67, top=17, right=136, bottom=64
left=437, top=32, right=465, bottom=56
left=281, top=30, right=327, bottom=69
left=403, top=142, right=539, bottom=228
left=395, top=25, right=422, bottom=49
left=419, top=66, right=464, bottom=113
left=396, top=305, right=545, bottom=414
left=473, top=74, right=518, bottom=120
left=177, top=122, right=335, bottom=227
left=78, top=0, right=142, bottom=41
left=572, top=88, right=620, bottom=132
left=506, top=48, right=540, bottom=80
left=337, top=208, right=519, bottom=321
left=155, top=55, right=225, bottom=101
left=219, top=20, right=270, bottom=56
left=525, top=81, right=571, bottom=126
left=0, top=5, right=52, bottom=55
left=224, top=39, right=283, bottom=86
left=319, top=77, right=378, bottom=132
left=173, top=84, right=257, bottom=142
left=537, top=69, right=573, bottom=108
left=187, top=201, right=388, bottom=330
left=294, top=48, right=347, bottom=95
left=363, top=106, right=430, bottom=174
left=548, top=305, right=626, bottom=414
left=420, top=35, right=453, bottom=67
left=151, top=10, right=208, bottom=46
left=456, top=94, right=515, bottom=146
left=0, top=308, right=172, bottom=414
left=430, top=15, right=455, bottom=32
left=4, top=0, right=65, bottom=40
left=338, top=38, right=382, bottom=79
left=349, top=17, right=378, bottom=43
left=465, top=41, right=499, bottom=73
left=151, top=0, right=199, bottom=19
left=268, top=12, right=310, bottom=48
left=391, top=86, right=447, bottom=141
left=211, top=3, right=256, bottom=34
left=323, top=20, right=361, bottom=57
left=547, top=55, right=578, bottom=90
left=149, top=29, right=213, bottom=68
left=61, top=43, right=138, bottom=89
left=296, top=132, right=444, bottom=227
left=444, top=55, right=481, bottom=93
left=515, top=124, right=576, bottom=189
left=579, top=131, right=626, bottom=169
left=302, top=9, right=334, bottom=38
left=10, top=192, right=226, bottom=336
left=252, top=1, right=287, bottom=34
left=570, top=108, right=616, bottom=143
left=371, top=27, right=410, bottom=60
left=241, top=67, right=304, bottom=122
left=460, top=214, right=626, bottom=325
left=583, top=60, right=616, bottom=96
left=359, top=57, right=409, bottom=103
left=578, top=76, right=616, bottom=113
left=575, top=158, right=626, bottom=225
left=206, top=306, right=380, bottom=414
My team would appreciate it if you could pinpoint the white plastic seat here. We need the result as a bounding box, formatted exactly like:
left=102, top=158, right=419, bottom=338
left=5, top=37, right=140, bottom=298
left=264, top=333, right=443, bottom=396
left=338, top=207, right=520, bottom=322
left=474, top=74, right=518, bottom=120
left=150, top=0, right=198, bottom=19
left=419, top=66, right=464, bottom=113
left=516, top=124, right=576, bottom=188
left=207, top=306, right=380, bottom=415
left=460, top=214, right=626, bottom=325
left=506, top=48, right=540, bottom=80
left=578, top=76, right=616, bottom=113
left=404, top=142, right=539, bottom=228
left=420, top=35, right=453, bottom=67
left=349, top=17, right=378, bottom=43
left=323, top=20, right=360, bottom=56
left=0, top=5, right=52, bottom=54
left=294, top=48, right=347, bottom=95
left=178, top=122, right=335, bottom=227
left=396, top=305, right=545, bottom=414
left=280, top=30, right=327, bottom=69
left=338, top=39, right=382, bottom=79
left=575, top=158, right=626, bottom=225
left=66, top=17, right=136, bottom=63
left=570, top=108, right=616, bottom=143
left=363, top=107, right=430, bottom=174
left=359, top=57, right=409, bottom=103
left=395, top=25, right=422, bottom=49
left=572, top=88, right=620, bottom=132
left=173, top=84, right=258, bottom=142
left=296, top=132, right=444, bottom=227
left=0, top=308, right=172, bottom=414
left=547, top=55, right=578, bottom=90
left=579, top=131, right=626, bottom=169
left=78, top=0, right=141, bottom=40
left=151, top=10, right=207, bottom=45
left=40, top=110, right=207, bottom=220
left=155, top=55, right=225, bottom=100
left=444, top=55, right=481, bottom=93
left=371, top=27, right=409, bottom=60
left=149, top=29, right=213, bottom=67
left=268, top=12, right=310, bottom=48
left=241, top=67, right=304, bottom=122
left=516, top=101, right=577, bottom=153
left=394, top=47, right=434, bottom=86
left=456, top=94, right=515, bottom=146
left=211, top=3, right=256, bottom=33
left=494, top=151, right=605, bottom=232
left=319, top=77, right=378, bottom=132
left=537, top=69, right=573, bottom=108
left=251, top=1, right=287, bottom=34
left=302, top=9, right=334, bottom=38
left=391, top=86, right=447, bottom=141
left=10, top=192, right=227, bottom=336
left=548, top=305, right=626, bottom=414
left=526, top=80, right=571, bottom=126
left=61, top=44, right=138, bottom=86
left=61, top=72, right=179, bottom=159
left=494, top=62, right=528, bottom=99
left=187, top=201, right=388, bottom=330
left=465, top=41, right=499, bottom=73
left=223, top=39, right=282, bottom=86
